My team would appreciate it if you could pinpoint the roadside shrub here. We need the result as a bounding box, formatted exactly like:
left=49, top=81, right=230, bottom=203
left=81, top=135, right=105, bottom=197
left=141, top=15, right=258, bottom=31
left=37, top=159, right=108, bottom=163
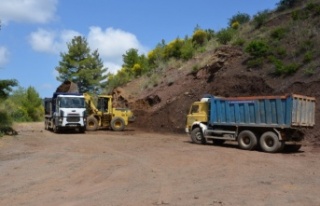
left=245, top=40, right=269, bottom=58
left=216, top=28, right=235, bottom=45
left=253, top=10, right=270, bottom=29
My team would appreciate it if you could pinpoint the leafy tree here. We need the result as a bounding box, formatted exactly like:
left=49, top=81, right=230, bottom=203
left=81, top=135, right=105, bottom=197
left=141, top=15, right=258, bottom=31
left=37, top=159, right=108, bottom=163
left=4, top=86, right=43, bottom=122
left=0, top=79, right=17, bottom=132
left=122, top=48, right=140, bottom=70
left=55, top=36, right=107, bottom=93
left=0, top=79, right=18, bottom=100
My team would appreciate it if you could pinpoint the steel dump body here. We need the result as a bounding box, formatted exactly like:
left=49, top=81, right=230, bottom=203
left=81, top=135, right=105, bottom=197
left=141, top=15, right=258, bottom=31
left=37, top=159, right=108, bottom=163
left=207, top=94, right=315, bottom=128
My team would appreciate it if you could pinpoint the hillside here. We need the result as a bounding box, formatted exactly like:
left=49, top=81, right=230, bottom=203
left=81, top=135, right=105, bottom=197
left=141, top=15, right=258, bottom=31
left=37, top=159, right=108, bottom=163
left=112, top=1, right=320, bottom=144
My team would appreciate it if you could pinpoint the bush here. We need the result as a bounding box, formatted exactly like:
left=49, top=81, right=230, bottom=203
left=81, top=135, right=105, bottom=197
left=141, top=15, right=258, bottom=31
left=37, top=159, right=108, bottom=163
left=192, top=29, right=207, bottom=46
left=303, top=51, right=313, bottom=63
left=245, top=40, right=269, bottom=58
left=216, top=28, right=235, bottom=45
left=277, top=0, right=298, bottom=11
left=232, top=38, right=246, bottom=46
left=253, top=10, right=270, bottom=29
left=270, top=56, right=299, bottom=75
left=270, top=27, right=287, bottom=40
left=247, top=57, right=264, bottom=68
left=228, top=12, right=250, bottom=27
left=180, top=40, right=194, bottom=60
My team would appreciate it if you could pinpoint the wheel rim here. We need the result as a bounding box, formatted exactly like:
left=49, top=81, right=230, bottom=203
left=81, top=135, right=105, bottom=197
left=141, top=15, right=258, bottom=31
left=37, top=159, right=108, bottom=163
left=195, top=132, right=202, bottom=141
left=114, top=121, right=122, bottom=128
left=88, top=121, right=95, bottom=128
left=265, top=137, right=274, bottom=147
left=243, top=136, right=250, bottom=145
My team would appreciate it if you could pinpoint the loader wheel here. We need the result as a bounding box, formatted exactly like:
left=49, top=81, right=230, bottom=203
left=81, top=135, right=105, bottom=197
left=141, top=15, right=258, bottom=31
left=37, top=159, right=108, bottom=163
left=86, top=116, right=98, bottom=131
left=238, top=130, right=257, bottom=150
left=260, top=131, right=284, bottom=153
left=191, top=127, right=206, bottom=144
left=111, top=118, right=125, bottom=131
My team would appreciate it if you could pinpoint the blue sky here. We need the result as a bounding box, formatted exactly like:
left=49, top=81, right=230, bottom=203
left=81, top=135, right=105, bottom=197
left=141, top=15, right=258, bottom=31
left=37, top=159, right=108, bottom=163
left=0, top=0, right=280, bottom=98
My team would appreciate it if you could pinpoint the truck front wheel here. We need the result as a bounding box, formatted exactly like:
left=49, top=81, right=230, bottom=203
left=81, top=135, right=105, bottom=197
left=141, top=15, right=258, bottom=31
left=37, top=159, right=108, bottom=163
left=191, top=128, right=206, bottom=144
left=260, top=131, right=284, bottom=153
left=238, top=130, right=257, bottom=150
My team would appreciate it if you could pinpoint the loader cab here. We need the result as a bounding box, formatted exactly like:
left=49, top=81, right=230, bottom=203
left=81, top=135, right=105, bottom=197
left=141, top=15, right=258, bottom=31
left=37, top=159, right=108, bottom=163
left=97, top=96, right=112, bottom=113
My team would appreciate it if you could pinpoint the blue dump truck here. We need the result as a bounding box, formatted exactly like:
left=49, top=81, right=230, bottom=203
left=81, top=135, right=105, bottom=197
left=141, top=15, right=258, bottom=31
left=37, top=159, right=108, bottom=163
left=186, top=94, right=316, bottom=153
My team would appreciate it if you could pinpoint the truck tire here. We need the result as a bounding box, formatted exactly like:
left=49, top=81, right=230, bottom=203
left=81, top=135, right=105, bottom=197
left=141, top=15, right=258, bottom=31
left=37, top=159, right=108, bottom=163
left=111, top=117, right=125, bottom=131
left=260, top=131, right=284, bottom=153
left=86, top=116, right=98, bottom=131
left=53, top=123, right=60, bottom=133
left=191, top=127, right=206, bottom=144
left=238, top=130, right=257, bottom=150
left=44, top=121, right=48, bottom=130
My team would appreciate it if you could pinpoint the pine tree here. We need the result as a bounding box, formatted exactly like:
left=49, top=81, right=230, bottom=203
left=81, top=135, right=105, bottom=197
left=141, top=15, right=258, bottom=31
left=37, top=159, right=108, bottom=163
left=55, top=36, right=107, bottom=93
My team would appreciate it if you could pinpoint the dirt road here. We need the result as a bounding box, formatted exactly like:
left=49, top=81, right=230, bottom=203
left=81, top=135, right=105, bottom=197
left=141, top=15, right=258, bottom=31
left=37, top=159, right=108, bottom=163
left=0, top=123, right=319, bottom=206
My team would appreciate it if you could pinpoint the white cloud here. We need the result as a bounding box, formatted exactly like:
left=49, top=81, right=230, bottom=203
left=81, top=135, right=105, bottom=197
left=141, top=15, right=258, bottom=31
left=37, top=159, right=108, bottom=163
left=88, top=27, right=148, bottom=73
left=28, top=28, right=81, bottom=54
left=29, top=26, right=148, bottom=74
left=0, top=46, right=10, bottom=66
left=0, top=0, right=58, bottom=24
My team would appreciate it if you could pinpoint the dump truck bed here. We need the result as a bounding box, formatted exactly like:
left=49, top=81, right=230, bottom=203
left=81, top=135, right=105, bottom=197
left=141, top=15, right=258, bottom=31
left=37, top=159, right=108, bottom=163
left=208, top=94, right=315, bottom=128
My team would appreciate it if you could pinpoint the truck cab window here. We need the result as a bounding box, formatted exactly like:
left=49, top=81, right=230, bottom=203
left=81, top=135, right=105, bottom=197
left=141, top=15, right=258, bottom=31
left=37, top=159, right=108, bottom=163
left=191, top=105, right=199, bottom=113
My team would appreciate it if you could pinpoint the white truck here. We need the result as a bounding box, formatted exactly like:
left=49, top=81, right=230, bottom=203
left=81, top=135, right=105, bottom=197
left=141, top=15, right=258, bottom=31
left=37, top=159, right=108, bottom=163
left=44, top=92, right=87, bottom=133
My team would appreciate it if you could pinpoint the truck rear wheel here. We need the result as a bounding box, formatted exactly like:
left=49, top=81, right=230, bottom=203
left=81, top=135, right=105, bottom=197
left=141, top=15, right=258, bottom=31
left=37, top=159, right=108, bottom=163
left=111, top=117, right=125, bottom=131
left=86, top=116, right=98, bottom=131
left=191, top=128, right=206, bottom=144
left=260, top=131, right=284, bottom=153
left=238, top=130, right=257, bottom=150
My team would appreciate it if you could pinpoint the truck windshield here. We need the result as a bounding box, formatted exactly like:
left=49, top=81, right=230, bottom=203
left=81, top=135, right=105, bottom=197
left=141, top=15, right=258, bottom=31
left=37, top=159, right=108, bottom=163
left=59, top=97, right=85, bottom=108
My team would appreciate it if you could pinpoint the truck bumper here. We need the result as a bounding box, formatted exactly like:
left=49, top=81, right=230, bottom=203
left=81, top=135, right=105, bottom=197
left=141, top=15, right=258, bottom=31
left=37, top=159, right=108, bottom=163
left=185, top=127, right=190, bottom=134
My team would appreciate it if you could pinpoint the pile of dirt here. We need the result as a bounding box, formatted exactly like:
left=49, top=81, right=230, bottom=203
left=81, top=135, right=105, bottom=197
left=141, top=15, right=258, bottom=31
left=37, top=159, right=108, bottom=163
left=114, top=45, right=320, bottom=144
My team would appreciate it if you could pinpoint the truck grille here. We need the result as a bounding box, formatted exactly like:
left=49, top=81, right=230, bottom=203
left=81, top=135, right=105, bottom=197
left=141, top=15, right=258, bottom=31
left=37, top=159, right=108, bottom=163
left=67, top=114, right=80, bottom=122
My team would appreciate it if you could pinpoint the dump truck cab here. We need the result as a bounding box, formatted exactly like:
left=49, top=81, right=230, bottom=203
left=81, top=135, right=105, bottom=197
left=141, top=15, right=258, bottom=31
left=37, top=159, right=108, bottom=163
left=185, top=98, right=209, bottom=134
left=44, top=92, right=87, bottom=133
